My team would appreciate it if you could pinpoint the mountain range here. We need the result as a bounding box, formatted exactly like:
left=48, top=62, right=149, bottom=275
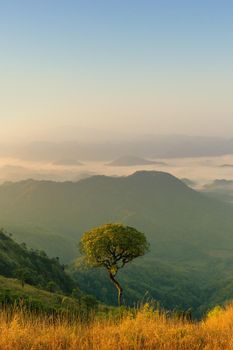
left=106, top=155, right=165, bottom=166
left=2, top=134, right=233, bottom=161
left=1, top=171, right=233, bottom=315
left=202, top=179, right=233, bottom=203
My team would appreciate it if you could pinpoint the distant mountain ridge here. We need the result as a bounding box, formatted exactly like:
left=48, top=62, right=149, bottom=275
left=202, top=179, right=233, bottom=202
left=107, top=155, right=166, bottom=166
left=2, top=135, right=233, bottom=161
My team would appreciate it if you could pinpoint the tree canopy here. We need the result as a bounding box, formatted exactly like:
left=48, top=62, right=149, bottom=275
left=80, top=223, right=149, bottom=305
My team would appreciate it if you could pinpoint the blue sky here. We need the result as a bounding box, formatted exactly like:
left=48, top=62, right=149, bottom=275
left=0, top=0, right=233, bottom=139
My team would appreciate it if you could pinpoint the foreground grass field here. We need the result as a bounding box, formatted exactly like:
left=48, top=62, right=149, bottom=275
left=0, top=303, right=233, bottom=350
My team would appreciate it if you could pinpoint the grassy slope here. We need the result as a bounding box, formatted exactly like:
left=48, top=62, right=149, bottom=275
left=0, top=275, right=78, bottom=312
left=0, top=302, right=233, bottom=349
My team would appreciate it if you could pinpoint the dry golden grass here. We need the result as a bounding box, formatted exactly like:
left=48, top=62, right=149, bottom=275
left=0, top=303, right=233, bottom=350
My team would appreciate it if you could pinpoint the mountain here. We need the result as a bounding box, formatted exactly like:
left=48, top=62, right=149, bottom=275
left=106, top=155, right=166, bottom=166
left=202, top=179, right=233, bottom=203
left=181, top=178, right=197, bottom=188
left=3, top=135, right=233, bottom=162
left=1, top=171, right=233, bottom=261
left=2, top=135, right=233, bottom=161
left=0, top=171, right=233, bottom=264
left=1, top=171, right=233, bottom=314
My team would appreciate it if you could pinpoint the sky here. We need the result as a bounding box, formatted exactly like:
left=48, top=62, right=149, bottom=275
left=0, top=0, right=233, bottom=141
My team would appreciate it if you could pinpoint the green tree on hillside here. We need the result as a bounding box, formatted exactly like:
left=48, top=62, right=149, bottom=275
left=46, top=281, right=58, bottom=293
left=16, top=268, right=31, bottom=288
left=79, top=223, right=149, bottom=306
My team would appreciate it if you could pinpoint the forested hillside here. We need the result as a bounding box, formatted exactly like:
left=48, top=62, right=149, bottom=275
left=0, top=230, right=73, bottom=293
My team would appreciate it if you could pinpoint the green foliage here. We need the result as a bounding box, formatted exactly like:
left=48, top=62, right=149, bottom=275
left=15, top=267, right=31, bottom=288
left=71, top=259, right=203, bottom=317
left=46, top=281, right=59, bottom=293
left=80, top=223, right=149, bottom=306
left=206, top=305, right=223, bottom=319
left=80, top=223, right=149, bottom=273
left=0, top=229, right=74, bottom=294
left=0, top=275, right=98, bottom=318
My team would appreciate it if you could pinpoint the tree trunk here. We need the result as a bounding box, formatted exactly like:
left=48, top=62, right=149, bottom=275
left=108, top=271, right=123, bottom=306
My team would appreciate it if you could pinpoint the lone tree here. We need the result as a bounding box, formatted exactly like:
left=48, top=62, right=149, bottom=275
left=80, top=223, right=149, bottom=306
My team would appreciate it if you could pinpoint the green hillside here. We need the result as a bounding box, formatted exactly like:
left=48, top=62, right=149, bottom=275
left=0, top=230, right=74, bottom=293
left=1, top=171, right=233, bottom=315
left=0, top=275, right=98, bottom=316
left=71, top=257, right=203, bottom=315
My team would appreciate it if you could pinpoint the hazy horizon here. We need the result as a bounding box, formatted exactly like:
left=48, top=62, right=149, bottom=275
left=1, top=126, right=233, bottom=144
